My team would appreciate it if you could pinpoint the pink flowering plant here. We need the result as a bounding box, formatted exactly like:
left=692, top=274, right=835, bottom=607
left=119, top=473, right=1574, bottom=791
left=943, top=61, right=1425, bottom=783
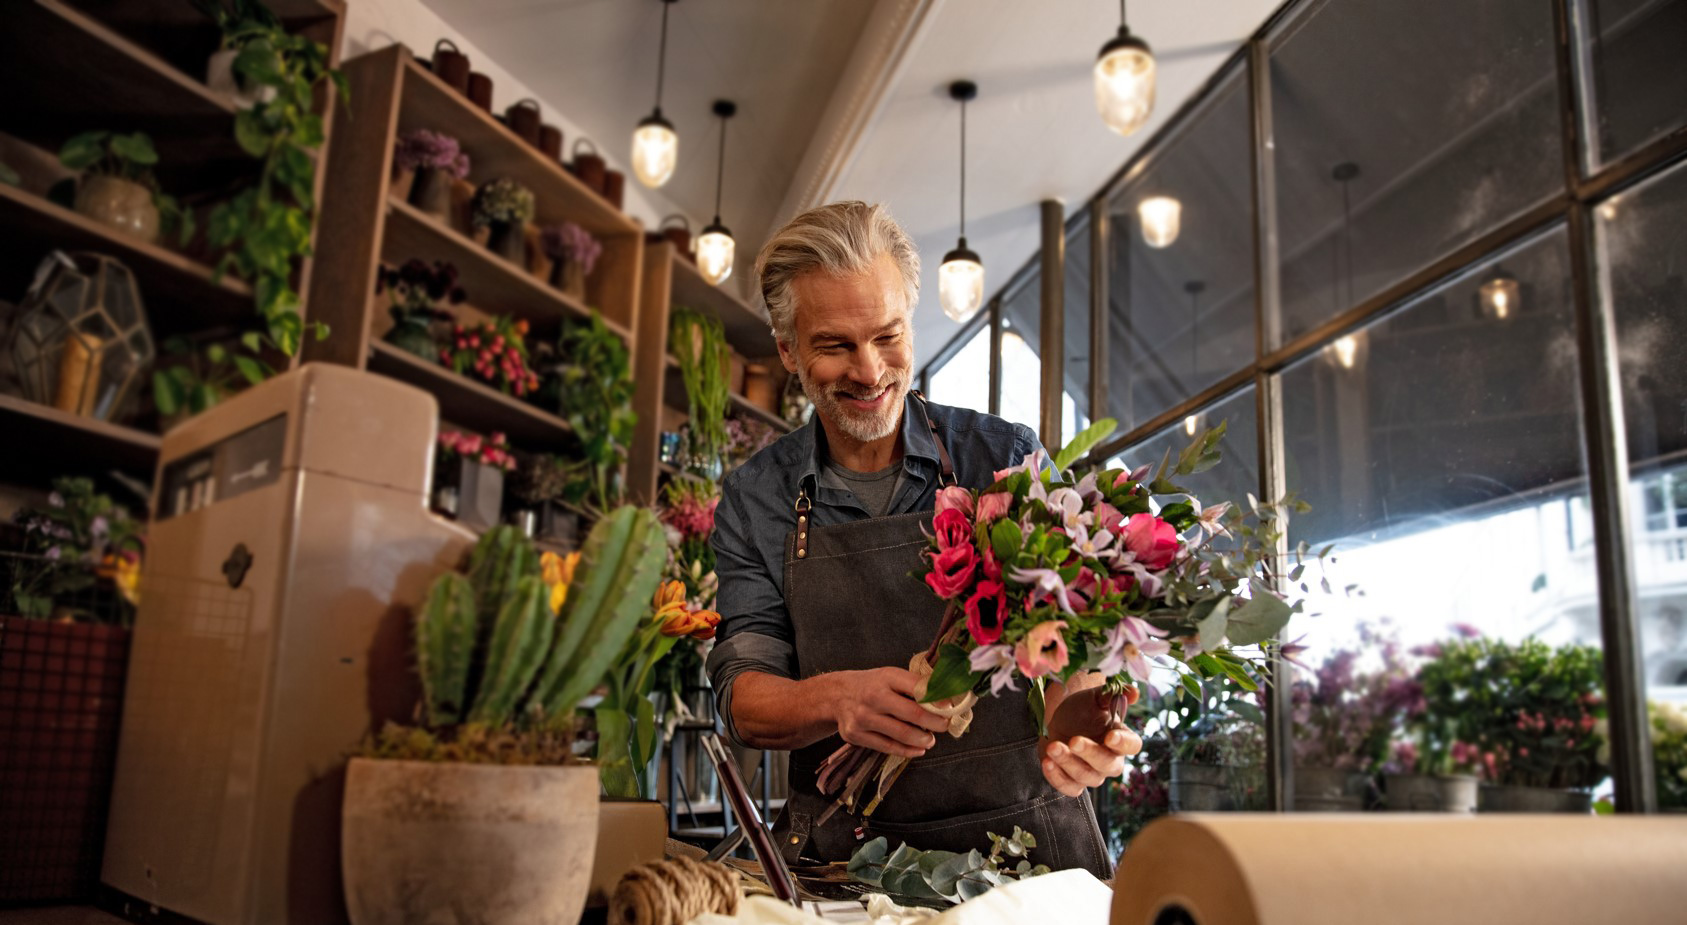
left=437, top=429, right=517, bottom=472
left=816, top=420, right=1312, bottom=822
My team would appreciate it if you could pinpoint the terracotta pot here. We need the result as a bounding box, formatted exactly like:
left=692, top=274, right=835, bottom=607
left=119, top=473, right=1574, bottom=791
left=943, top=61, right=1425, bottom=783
left=341, top=758, right=598, bottom=925
left=467, top=72, right=494, bottom=112
left=0, top=618, right=131, bottom=902
left=540, top=124, right=563, bottom=160
left=74, top=176, right=159, bottom=243
left=431, top=39, right=470, bottom=94
left=389, top=166, right=416, bottom=202
left=206, top=48, right=277, bottom=110
left=571, top=140, right=605, bottom=195
left=550, top=259, right=588, bottom=301
left=485, top=221, right=527, bottom=266
left=409, top=168, right=455, bottom=222
left=506, top=99, right=542, bottom=148
left=603, top=170, right=625, bottom=209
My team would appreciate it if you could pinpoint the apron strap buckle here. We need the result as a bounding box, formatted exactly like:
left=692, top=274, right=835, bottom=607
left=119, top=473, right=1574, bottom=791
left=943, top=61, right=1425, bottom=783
left=793, top=487, right=811, bottom=559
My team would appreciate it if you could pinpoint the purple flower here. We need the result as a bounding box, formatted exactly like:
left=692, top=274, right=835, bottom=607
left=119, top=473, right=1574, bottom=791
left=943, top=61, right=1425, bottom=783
left=1450, top=622, right=1482, bottom=639
left=969, top=644, right=1019, bottom=695
left=394, top=130, right=471, bottom=177
left=541, top=222, right=603, bottom=275
left=44, top=546, right=61, bottom=561
left=90, top=516, right=109, bottom=542
left=48, top=492, right=64, bottom=508
left=1094, top=617, right=1170, bottom=681
left=1009, top=566, right=1075, bottom=616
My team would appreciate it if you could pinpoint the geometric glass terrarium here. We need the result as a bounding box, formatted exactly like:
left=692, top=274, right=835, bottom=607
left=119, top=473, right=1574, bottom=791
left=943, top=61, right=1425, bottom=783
left=6, top=251, right=154, bottom=422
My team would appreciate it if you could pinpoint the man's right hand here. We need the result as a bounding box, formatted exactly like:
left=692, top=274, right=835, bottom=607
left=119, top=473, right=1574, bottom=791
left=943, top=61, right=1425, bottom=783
left=825, top=667, right=952, bottom=758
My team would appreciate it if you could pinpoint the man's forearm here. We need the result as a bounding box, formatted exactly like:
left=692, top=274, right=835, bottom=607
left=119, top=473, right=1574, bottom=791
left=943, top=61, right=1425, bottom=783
left=730, top=671, right=839, bottom=750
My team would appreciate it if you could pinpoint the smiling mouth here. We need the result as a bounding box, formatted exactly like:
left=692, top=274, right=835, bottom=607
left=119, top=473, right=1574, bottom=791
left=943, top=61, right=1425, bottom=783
left=838, top=387, right=889, bottom=409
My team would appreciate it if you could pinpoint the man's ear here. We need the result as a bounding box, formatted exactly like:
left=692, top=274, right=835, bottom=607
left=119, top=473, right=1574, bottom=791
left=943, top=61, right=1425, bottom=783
left=776, top=337, right=798, bottom=376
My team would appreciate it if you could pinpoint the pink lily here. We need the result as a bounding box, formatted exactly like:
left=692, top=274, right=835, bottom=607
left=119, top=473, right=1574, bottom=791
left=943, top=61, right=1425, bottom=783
left=1094, top=616, right=1171, bottom=682
left=970, top=644, right=1020, bottom=695
left=1192, top=499, right=1232, bottom=539
left=1010, top=566, right=1076, bottom=615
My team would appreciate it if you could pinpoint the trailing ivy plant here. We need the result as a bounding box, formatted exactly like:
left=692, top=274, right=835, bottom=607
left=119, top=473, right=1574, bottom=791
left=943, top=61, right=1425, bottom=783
left=195, top=0, right=349, bottom=356
left=670, top=307, right=730, bottom=474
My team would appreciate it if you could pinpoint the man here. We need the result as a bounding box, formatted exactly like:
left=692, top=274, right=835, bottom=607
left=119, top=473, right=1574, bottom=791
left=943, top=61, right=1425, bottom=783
left=707, top=201, right=1137, bottom=876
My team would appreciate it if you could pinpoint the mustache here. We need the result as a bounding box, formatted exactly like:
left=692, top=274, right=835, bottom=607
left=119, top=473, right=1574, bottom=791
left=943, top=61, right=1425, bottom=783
left=832, top=373, right=904, bottom=401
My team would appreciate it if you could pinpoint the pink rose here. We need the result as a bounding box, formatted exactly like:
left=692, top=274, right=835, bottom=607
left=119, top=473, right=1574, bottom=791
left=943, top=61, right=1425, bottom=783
left=924, top=543, right=978, bottom=599
left=936, top=485, right=975, bottom=519
left=964, top=579, right=1006, bottom=645
left=932, top=507, right=972, bottom=551
left=1122, top=512, right=1179, bottom=570
left=975, top=491, right=1012, bottom=524
left=1014, top=620, right=1070, bottom=678
left=1094, top=501, right=1124, bottom=534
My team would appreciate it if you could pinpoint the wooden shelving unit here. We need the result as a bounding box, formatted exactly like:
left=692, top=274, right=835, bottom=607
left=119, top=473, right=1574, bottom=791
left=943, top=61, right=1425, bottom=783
left=628, top=241, right=794, bottom=504
left=367, top=342, right=575, bottom=453
left=0, top=0, right=346, bottom=498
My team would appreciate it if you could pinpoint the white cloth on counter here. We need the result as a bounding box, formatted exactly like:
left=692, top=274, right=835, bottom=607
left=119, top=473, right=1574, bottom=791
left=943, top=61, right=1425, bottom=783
left=689, top=869, right=1112, bottom=925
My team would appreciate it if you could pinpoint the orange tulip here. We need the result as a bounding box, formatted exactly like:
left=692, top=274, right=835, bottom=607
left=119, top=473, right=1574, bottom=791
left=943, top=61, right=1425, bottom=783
left=541, top=550, right=581, bottom=613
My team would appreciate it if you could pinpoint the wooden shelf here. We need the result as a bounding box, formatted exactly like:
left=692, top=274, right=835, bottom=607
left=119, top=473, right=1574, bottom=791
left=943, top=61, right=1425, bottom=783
left=669, top=253, right=778, bottom=358
left=64, top=0, right=343, bottom=27
left=661, top=360, right=793, bottom=434
left=730, top=392, right=793, bottom=434
left=382, top=197, right=631, bottom=342
left=397, top=57, right=639, bottom=239
left=0, top=393, right=160, bottom=484
left=2, top=1, right=271, bottom=193
left=0, top=183, right=254, bottom=338
left=366, top=341, right=576, bottom=452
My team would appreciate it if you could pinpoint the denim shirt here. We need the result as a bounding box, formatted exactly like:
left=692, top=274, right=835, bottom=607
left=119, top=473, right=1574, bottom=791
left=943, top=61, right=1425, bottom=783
left=705, top=395, right=1047, bottom=745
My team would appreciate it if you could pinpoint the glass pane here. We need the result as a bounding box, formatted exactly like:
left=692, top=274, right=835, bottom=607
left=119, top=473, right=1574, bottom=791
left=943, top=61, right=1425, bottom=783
left=1280, top=226, right=1609, bottom=812
left=1065, top=213, right=1094, bottom=428
left=1107, top=65, right=1255, bottom=430
left=1270, top=0, right=1563, bottom=345
left=927, top=323, right=992, bottom=414
left=1101, top=385, right=1263, bottom=855
left=999, top=319, right=1041, bottom=434
left=1106, top=64, right=1255, bottom=432
left=1598, top=156, right=1687, bottom=811
left=1579, top=0, right=1687, bottom=168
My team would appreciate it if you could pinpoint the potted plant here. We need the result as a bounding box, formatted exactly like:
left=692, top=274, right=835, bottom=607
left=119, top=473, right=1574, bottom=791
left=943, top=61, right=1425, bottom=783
left=1140, top=677, right=1266, bottom=813
left=540, top=222, right=601, bottom=301
left=1, top=478, right=142, bottom=902
left=1289, top=624, right=1418, bottom=810
left=471, top=178, right=535, bottom=265
left=669, top=308, right=729, bottom=476
left=1646, top=701, right=1687, bottom=812
left=57, top=132, right=189, bottom=246
left=194, top=0, right=283, bottom=108
left=440, top=316, right=539, bottom=397
left=342, top=513, right=668, bottom=925
left=1381, top=628, right=1483, bottom=812
left=151, top=334, right=277, bottom=429
left=392, top=129, right=470, bottom=220
left=508, top=453, right=580, bottom=547
left=538, top=311, right=634, bottom=515
left=195, top=0, right=347, bottom=357
left=1417, top=634, right=1606, bottom=813
left=432, top=430, right=516, bottom=530
left=375, top=259, right=464, bottom=360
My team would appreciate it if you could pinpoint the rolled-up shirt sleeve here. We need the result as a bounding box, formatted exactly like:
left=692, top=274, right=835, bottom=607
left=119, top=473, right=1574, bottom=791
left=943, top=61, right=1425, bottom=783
left=706, top=473, right=797, bottom=747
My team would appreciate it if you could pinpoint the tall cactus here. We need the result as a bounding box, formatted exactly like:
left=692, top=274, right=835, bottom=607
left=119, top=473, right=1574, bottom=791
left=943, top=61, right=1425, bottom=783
left=466, top=575, right=555, bottom=726
left=528, top=507, right=666, bottom=719
left=415, top=572, right=477, bottom=726
left=463, top=526, right=541, bottom=701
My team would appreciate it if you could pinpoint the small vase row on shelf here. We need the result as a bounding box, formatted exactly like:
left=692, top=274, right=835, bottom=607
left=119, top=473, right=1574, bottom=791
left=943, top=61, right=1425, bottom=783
left=430, top=429, right=595, bottom=549
left=392, top=129, right=604, bottom=295
left=420, top=39, right=627, bottom=210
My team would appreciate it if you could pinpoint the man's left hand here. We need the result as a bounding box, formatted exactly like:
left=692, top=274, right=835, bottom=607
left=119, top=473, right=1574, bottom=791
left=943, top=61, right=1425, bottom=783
left=1041, top=728, right=1142, bottom=797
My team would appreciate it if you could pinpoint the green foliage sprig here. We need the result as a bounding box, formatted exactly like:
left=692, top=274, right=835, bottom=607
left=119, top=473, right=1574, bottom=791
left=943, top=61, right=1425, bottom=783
left=151, top=333, right=276, bottom=420
left=196, top=0, right=348, bottom=356
left=670, top=307, right=729, bottom=473
left=542, top=311, right=635, bottom=514
left=847, top=827, right=1050, bottom=907
left=58, top=131, right=192, bottom=244
left=7, top=477, right=144, bottom=623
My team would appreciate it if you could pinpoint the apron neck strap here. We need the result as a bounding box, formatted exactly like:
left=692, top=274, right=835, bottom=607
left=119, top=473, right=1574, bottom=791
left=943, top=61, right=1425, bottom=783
left=910, top=390, right=957, bottom=487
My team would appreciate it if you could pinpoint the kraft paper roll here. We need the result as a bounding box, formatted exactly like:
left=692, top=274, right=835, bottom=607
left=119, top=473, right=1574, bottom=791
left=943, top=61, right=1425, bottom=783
left=1112, top=814, right=1687, bottom=925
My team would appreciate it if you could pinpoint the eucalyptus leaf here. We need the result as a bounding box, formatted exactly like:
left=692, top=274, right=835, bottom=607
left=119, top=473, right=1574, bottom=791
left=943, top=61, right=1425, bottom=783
left=1226, top=591, right=1293, bottom=647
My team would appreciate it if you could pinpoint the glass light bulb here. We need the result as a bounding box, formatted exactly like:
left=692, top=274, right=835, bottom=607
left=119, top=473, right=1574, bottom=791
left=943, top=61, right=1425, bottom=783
left=631, top=122, right=678, bottom=188
left=939, top=257, right=985, bottom=323
left=696, top=229, right=736, bottom=286
left=1479, top=274, right=1520, bottom=320
left=1333, top=335, right=1359, bottom=369
left=1095, top=45, right=1156, bottom=137
left=1138, top=196, right=1181, bottom=248
left=1184, top=414, right=1200, bottom=437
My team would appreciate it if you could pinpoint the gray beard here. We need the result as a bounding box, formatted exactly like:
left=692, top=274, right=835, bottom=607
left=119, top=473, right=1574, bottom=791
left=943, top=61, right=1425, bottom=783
left=798, top=366, right=909, bottom=443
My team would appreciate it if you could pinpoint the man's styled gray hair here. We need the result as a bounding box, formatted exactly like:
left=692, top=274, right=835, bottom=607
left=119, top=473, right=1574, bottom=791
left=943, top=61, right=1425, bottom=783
left=755, top=201, right=921, bottom=345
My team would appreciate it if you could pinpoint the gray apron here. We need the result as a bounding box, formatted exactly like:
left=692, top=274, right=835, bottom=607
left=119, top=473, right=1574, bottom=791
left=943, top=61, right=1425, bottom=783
left=770, top=405, right=1112, bottom=878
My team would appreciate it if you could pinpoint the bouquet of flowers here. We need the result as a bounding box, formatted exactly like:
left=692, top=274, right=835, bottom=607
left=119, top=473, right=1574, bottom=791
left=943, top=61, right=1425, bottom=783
left=439, top=316, right=540, bottom=397
left=393, top=129, right=470, bottom=178
left=816, top=421, right=1308, bottom=823
left=541, top=221, right=602, bottom=275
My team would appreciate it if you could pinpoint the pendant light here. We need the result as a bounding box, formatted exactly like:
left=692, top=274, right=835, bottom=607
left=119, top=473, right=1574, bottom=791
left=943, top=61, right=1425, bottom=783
left=632, top=0, right=679, bottom=188
left=1478, top=265, right=1520, bottom=320
left=696, top=100, right=737, bottom=287
left=940, top=80, right=984, bottom=323
left=1138, top=195, right=1181, bottom=248
left=1094, top=0, right=1156, bottom=137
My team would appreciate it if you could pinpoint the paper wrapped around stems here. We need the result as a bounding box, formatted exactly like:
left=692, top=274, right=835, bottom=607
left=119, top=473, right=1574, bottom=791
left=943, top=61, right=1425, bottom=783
left=1112, top=814, right=1687, bottom=925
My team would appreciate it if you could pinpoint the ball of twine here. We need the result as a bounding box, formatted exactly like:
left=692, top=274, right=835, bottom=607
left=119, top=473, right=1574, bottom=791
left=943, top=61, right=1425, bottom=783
left=611, top=856, right=741, bottom=925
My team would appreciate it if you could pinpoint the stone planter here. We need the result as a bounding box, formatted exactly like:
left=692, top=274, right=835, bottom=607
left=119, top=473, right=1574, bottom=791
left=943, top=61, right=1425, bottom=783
left=206, top=48, right=277, bottom=109
left=549, top=258, right=588, bottom=302
left=486, top=221, right=527, bottom=266
left=1478, top=784, right=1593, bottom=814
left=1169, top=760, right=1233, bottom=812
left=433, top=457, right=506, bottom=531
left=383, top=314, right=439, bottom=361
left=74, top=176, right=158, bottom=243
left=1383, top=773, right=1478, bottom=813
left=410, top=167, right=456, bottom=222
left=341, top=758, right=599, bottom=925
left=1294, top=765, right=1368, bottom=812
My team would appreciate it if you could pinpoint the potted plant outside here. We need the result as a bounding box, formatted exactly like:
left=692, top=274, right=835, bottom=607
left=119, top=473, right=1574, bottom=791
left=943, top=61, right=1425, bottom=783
left=375, top=260, right=464, bottom=360
left=432, top=431, right=516, bottom=530
left=392, top=129, right=470, bottom=220
left=540, top=222, right=601, bottom=301
left=57, top=132, right=189, bottom=246
left=0, top=479, right=142, bottom=903
left=342, top=514, right=667, bottom=925
left=1646, top=701, right=1687, bottom=812
left=471, top=178, right=536, bottom=265
left=1289, top=624, right=1419, bottom=811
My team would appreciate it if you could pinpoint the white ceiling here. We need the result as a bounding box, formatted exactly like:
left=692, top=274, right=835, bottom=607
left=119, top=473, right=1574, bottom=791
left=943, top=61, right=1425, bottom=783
left=418, top=0, right=1282, bottom=368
